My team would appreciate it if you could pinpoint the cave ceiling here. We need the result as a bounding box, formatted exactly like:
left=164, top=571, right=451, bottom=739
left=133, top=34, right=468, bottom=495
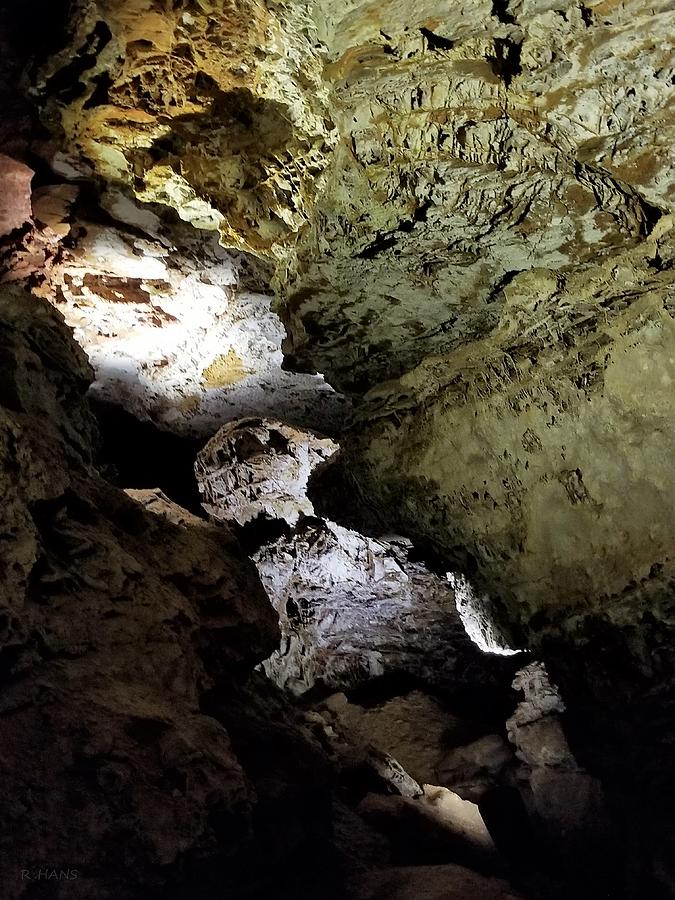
left=0, top=0, right=672, bottom=641
left=29, top=0, right=675, bottom=388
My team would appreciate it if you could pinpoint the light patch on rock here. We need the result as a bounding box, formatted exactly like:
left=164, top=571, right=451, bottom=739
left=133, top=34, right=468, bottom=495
left=196, top=418, right=337, bottom=526
left=4, top=189, right=348, bottom=436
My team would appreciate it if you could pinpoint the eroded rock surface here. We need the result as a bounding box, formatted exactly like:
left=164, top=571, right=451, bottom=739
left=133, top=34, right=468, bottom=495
left=196, top=417, right=337, bottom=526
left=25, top=0, right=675, bottom=393
left=195, top=420, right=518, bottom=697
left=1, top=1, right=674, bottom=895
left=0, top=286, right=352, bottom=900
left=0, top=185, right=347, bottom=436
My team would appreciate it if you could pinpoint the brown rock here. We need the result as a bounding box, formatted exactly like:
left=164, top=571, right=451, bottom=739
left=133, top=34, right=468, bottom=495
left=0, top=155, right=32, bottom=237
left=436, top=735, right=514, bottom=803
left=352, top=863, right=524, bottom=900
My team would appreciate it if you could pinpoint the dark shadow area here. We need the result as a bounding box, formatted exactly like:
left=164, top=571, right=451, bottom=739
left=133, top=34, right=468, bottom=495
left=91, top=398, right=203, bottom=514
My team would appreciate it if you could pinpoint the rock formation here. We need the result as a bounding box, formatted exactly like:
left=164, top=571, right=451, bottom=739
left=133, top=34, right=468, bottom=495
left=0, top=0, right=674, bottom=897
left=196, top=418, right=519, bottom=697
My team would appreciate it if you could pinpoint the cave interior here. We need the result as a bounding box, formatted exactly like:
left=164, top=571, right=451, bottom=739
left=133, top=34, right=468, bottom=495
left=0, top=1, right=674, bottom=898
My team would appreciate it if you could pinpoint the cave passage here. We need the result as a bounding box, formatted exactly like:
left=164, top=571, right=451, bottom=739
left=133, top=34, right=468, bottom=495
left=0, top=2, right=674, bottom=899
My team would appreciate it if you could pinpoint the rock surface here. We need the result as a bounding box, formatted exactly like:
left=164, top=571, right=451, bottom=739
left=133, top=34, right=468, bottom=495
left=195, top=419, right=518, bottom=697
left=352, top=863, right=524, bottom=900
left=1, top=186, right=347, bottom=436
left=436, top=734, right=514, bottom=803
left=0, top=155, right=33, bottom=237
left=196, top=417, right=337, bottom=526
left=1, top=0, right=674, bottom=895
left=0, top=286, right=352, bottom=900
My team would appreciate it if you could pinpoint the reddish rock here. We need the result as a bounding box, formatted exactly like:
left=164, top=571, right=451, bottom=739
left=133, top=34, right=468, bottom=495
left=0, top=155, right=32, bottom=237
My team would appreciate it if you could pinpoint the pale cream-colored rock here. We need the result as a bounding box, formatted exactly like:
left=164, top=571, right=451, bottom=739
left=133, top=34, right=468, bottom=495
left=346, top=228, right=675, bottom=627
left=196, top=418, right=338, bottom=526
left=2, top=188, right=346, bottom=435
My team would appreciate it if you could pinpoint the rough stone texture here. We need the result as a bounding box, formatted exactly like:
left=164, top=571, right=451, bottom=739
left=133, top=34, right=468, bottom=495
left=196, top=417, right=337, bottom=526
left=195, top=418, right=518, bottom=697
left=255, top=519, right=519, bottom=695
left=29, top=2, right=675, bottom=392
left=4, top=0, right=675, bottom=894
left=319, top=690, right=469, bottom=787
left=499, top=663, right=612, bottom=894
left=282, top=0, right=674, bottom=389
left=32, top=0, right=336, bottom=256
left=436, top=734, right=514, bottom=803
left=1, top=186, right=347, bottom=436
left=0, top=155, right=33, bottom=237
left=0, top=285, right=355, bottom=900
left=342, top=224, right=675, bottom=625
left=357, top=788, right=501, bottom=873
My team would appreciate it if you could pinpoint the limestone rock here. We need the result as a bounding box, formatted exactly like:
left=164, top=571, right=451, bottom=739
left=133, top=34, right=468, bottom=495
left=4, top=0, right=675, bottom=893
left=343, top=226, right=675, bottom=626
left=357, top=787, right=501, bottom=873
left=2, top=189, right=347, bottom=436
left=255, top=518, right=516, bottom=695
left=33, top=0, right=336, bottom=256
left=0, top=286, right=349, bottom=899
left=196, top=417, right=337, bottom=526
left=436, top=735, right=514, bottom=803
left=320, top=690, right=469, bottom=787
left=195, top=419, right=517, bottom=696
left=29, top=1, right=675, bottom=394
left=503, top=662, right=610, bottom=885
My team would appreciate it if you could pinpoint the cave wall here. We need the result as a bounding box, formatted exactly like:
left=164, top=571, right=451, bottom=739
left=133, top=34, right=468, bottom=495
left=1, top=0, right=674, bottom=894
left=0, top=286, right=346, bottom=899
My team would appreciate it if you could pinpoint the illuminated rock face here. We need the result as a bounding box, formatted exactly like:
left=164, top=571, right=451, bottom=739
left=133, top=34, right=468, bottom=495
left=34, top=0, right=675, bottom=389
left=28, top=0, right=674, bottom=628
left=0, top=186, right=347, bottom=436
left=195, top=419, right=519, bottom=697
left=36, top=0, right=336, bottom=255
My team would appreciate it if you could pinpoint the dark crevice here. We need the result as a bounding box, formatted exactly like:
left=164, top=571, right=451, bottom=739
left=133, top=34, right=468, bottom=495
left=485, top=269, right=522, bottom=304
left=358, top=232, right=398, bottom=259
left=489, top=38, right=522, bottom=88
left=580, top=4, right=593, bottom=27
left=83, top=70, right=112, bottom=109
left=358, top=201, right=432, bottom=259
left=419, top=27, right=455, bottom=52
left=647, top=249, right=673, bottom=272
left=43, top=21, right=112, bottom=104
left=491, top=0, right=516, bottom=25
left=640, top=197, right=664, bottom=237
left=0, top=0, right=73, bottom=59
left=91, top=399, right=203, bottom=514
left=232, top=514, right=292, bottom=556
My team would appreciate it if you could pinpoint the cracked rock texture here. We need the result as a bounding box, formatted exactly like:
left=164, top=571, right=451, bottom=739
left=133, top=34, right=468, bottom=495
left=0, top=286, right=353, bottom=899
left=2, top=0, right=675, bottom=895
left=255, top=519, right=516, bottom=696
left=195, top=421, right=518, bottom=697
left=31, top=0, right=674, bottom=391
left=0, top=184, right=347, bottom=436
left=196, top=417, right=337, bottom=526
